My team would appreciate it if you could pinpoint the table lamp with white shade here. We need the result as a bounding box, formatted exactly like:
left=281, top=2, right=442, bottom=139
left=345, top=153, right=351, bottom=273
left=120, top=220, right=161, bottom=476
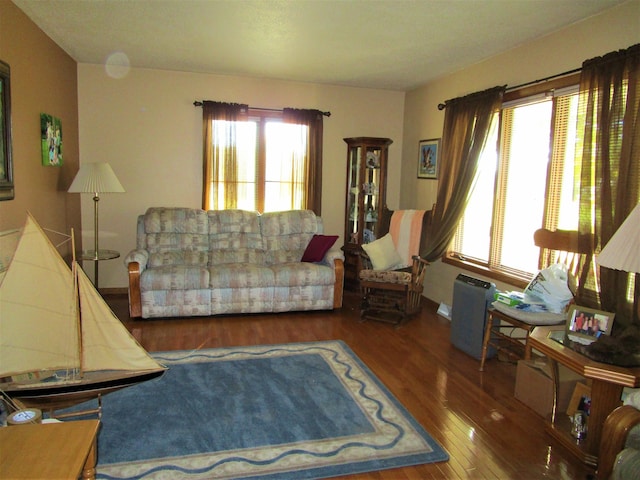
left=596, top=203, right=640, bottom=321
left=68, top=162, right=125, bottom=288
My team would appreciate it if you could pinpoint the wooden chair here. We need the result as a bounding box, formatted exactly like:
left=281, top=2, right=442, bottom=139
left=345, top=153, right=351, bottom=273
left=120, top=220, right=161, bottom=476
left=478, top=228, right=594, bottom=371
left=358, top=208, right=431, bottom=325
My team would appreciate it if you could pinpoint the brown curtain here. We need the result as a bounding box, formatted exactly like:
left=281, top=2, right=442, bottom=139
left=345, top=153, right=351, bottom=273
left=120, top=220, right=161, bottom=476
left=202, top=101, right=248, bottom=210
left=576, top=44, right=640, bottom=328
left=421, top=86, right=505, bottom=261
left=283, top=108, right=324, bottom=215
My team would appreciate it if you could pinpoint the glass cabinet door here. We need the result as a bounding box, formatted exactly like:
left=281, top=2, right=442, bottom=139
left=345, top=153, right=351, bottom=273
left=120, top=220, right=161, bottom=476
left=346, top=146, right=361, bottom=244
left=362, top=146, right=381, bottom=244
left=342, top=137, right=392, bottom=290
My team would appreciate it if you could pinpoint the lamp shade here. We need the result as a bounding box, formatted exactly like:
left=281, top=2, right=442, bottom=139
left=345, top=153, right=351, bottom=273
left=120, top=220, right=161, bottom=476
left=597, top=203, right=640, bottom=274
left=68, top=162, right=125, bottom=194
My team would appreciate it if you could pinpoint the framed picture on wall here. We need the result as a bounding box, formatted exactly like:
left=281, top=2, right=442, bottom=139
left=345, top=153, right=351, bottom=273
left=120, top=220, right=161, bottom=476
left=417, top=138, right=439, bottom=179
left=40, top=113, right=63, bottom=166
left=0, top=60, right=14, bottom=201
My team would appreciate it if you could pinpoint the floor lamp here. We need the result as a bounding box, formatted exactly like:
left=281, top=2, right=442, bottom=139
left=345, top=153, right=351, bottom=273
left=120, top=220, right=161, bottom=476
left=68, top=162, right=125, bottom=289
left=597, top=203, right=640, bottom=321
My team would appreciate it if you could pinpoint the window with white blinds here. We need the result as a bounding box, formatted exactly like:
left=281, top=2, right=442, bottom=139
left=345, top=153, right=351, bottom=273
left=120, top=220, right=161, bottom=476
left=449, top=80, right=581, bottom=283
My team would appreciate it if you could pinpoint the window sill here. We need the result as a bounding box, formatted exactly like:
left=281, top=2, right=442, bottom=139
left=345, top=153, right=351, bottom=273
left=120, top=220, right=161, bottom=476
left=443, top=254, right=530, bottom=290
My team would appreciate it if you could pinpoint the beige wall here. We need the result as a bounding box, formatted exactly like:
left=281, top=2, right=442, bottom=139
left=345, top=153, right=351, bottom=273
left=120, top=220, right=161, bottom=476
left=402, top=0, right=640, bottom=307
left=6, top=0, right=638, bottom=297
left=0, top=1, right=80, bottom=257
left=77, top=66, right=405, bottom=288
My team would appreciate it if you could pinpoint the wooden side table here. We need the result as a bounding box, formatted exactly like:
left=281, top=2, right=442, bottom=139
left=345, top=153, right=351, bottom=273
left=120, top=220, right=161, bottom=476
left=80, top=249, right=120, bottom=290
left=529, top=326, right=640, bottom=467
left=0, top=419, right=100, bottom=479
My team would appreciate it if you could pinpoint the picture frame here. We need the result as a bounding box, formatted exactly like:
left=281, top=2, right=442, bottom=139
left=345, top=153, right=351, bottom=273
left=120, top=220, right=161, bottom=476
left=40, top=113, right=63, bottom=166
left=0, top=60, right=14, bottom=201
left=417, top=138, right=440, bottom=179
left=567, top=304, right=616, bottom=341
left=567, top=383, right=592, bottom=417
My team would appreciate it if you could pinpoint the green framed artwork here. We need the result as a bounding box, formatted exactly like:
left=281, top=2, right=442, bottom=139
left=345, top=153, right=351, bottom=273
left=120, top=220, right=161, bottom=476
left=40, top=113, right=63, bottom=166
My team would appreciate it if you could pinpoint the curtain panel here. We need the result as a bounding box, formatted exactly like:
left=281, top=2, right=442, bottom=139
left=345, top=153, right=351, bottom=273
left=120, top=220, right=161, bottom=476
left=283, top=108, right=324, bottom=216
left=202, top=101, right=248, bottom=210
left=421, top=86, right=505, bottom=261
left=576, top=43, right=640, bottom=327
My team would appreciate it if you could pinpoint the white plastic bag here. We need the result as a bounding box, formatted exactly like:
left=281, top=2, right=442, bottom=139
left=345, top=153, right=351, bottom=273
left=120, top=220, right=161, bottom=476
left=523, top=263, right=573, bottom=314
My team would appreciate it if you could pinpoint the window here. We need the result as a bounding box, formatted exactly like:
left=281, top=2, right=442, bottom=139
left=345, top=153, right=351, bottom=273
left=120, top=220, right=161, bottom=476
left=206, top=110, right=308, bottom=213
left=448, top=76, right=581, bottom=284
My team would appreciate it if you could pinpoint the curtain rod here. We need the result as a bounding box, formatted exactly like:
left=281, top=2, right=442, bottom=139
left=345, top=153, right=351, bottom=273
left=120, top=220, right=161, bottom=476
left=193, top=101, right=331, bottom=117
left=436, top=66, right=582, bottom=110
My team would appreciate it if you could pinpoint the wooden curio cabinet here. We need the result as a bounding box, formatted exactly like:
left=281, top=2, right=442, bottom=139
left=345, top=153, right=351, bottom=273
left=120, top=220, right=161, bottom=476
left=342, top=137, right=392, bottom=290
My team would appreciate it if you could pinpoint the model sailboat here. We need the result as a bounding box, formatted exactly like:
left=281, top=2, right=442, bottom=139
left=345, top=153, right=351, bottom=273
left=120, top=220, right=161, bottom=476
left=0, top=214, right=166, bottom=411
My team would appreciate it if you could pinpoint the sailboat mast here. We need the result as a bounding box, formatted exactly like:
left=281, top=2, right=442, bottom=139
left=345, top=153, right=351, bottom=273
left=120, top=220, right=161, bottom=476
left=71, top=228, right=84, bottom=377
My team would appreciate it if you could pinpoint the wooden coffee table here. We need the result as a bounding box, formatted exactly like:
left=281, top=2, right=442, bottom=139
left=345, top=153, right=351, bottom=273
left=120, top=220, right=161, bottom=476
left=0, top=419, right=100, bottom=479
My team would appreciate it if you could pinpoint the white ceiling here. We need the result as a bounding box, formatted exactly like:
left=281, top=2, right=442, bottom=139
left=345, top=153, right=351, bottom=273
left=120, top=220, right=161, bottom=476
left=13, top=0, right=631, bottom=91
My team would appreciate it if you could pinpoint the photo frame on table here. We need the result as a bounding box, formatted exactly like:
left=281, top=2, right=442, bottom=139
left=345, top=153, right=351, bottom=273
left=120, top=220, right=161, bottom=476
left=567, top=383, right=592, bottom=417
left=417, top=138, right=439, bottom=179
left=0, top=60, right=14, bottom=201
left=567, top=304, right=616, bottom=341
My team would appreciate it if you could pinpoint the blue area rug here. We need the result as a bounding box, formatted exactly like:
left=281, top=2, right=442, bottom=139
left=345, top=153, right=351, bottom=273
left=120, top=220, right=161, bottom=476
left=74, top=340, right=448, bottom=479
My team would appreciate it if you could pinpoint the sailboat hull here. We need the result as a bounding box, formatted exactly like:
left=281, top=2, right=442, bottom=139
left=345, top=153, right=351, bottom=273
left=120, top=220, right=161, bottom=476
left=1, top=215, right=168, bottom=413
left=4, top=369, right=165, bottom=412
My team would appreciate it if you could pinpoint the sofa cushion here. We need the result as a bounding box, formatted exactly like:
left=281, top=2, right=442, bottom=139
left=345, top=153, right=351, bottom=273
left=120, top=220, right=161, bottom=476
left=209, top=248, right=266, bottom=265
left=270, top=262, right=335, bottom=287
left=141, top=265, right=210, bottom=290
left=208, top=209, right=263, bottom=245
left=261, top=210, right=319, bottom=264
left=261, top=210, right=318, bottom=236
left=208, top=264, right=274, bottom=288
left=144, top=207, right=209, bottom=234
left=301, top=234, right=338, bottom=262
left=149, top=250, right=209, bottom=268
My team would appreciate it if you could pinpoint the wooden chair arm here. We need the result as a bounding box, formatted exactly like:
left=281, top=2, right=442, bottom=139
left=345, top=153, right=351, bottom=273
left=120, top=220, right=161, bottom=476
left=127, top=262, right=142, bottom=318
left=355, top=247, right=373, bottom=270
left=411, top=255, right=430, bottom=267
left=597, top=405, right=640, bottom=479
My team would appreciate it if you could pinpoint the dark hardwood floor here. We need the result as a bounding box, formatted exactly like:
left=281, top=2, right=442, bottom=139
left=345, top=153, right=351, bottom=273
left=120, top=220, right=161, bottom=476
left=105, top=292, right=595, bottom=480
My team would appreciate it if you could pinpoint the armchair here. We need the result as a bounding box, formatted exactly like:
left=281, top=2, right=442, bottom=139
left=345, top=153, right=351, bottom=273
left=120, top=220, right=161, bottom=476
left=358, top=208, right=432, bottom=325
left=597, top=394, right=640, bottom=479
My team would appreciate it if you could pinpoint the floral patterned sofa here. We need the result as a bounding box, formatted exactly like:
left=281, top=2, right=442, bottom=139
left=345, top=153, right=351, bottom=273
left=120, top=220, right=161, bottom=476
left=125, top=207, right=344, bottom=319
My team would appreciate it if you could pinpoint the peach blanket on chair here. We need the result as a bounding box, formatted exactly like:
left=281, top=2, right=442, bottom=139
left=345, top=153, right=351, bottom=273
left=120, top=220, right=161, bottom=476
left=389, top=210, right=426, bottom=267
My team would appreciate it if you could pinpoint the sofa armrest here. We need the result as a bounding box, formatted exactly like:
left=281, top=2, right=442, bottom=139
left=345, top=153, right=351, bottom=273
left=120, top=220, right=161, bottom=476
left=320, top=248, right=345, bottom=309
left=321, top=248, right=344, bottom=266
left=127, top=262, right=143, bottom=318
left=597, top=405, right=640, bottom=479
left=332, top=258, right=344, bottom=309
left=124, top=249, right=149, bottom=269
left=124, top=249, right=148, bottom=319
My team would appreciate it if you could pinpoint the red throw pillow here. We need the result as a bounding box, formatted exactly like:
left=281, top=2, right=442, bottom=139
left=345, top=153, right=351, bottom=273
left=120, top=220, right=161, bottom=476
left=301, top=234, right=338, bottom=262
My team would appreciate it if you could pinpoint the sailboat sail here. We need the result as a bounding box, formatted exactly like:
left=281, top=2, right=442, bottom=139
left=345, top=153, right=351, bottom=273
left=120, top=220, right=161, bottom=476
left=0, top=214, right=165, bottom=401
left=0, top=214, right=78, bottom=377
left=76, top=264, right=160, bottom=372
